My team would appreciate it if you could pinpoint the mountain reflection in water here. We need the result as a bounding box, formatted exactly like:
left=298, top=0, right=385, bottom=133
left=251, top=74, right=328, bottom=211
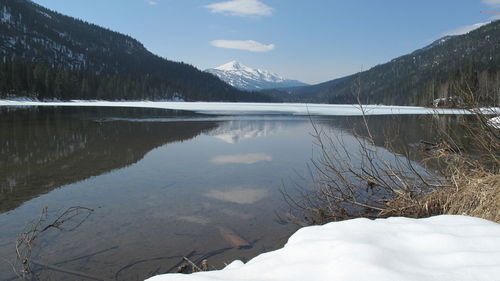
left=0, top=107, right=218, bottom=213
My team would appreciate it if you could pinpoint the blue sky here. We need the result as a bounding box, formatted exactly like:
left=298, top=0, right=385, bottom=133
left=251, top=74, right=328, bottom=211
left=33, top=0, right=500, bottom=84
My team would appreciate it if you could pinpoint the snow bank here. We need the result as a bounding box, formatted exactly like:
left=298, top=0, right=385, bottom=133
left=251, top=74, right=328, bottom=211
left=146, top=216, right=500, bottom=281
left=0, top=100, right=480, bottom=116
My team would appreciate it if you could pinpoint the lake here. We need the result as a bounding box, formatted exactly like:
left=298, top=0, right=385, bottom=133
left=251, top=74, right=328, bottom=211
left=0, top=106, right=462, bottom=280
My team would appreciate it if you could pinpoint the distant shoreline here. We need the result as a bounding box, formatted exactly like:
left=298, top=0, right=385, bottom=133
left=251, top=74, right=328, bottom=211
left=0, top=100, right=485, bottom=116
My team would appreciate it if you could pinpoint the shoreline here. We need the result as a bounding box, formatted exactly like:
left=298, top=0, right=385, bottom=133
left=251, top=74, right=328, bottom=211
left=0, top=99, right=487, bottom=116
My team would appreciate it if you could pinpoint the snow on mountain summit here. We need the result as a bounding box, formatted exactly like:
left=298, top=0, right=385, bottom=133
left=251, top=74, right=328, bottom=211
left=214, top=61, right=247, bottom=71
left=206, top=61, right=307, bottom=91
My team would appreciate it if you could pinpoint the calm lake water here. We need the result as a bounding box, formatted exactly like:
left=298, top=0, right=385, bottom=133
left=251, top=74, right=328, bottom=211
left=0, top=106, right=462, bottom=281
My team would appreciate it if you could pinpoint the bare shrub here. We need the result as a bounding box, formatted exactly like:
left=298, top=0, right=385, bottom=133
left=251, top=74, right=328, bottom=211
left=13, top=206, right=93, bottom=280
left=387, top=88, right=500, bottom=221
left=283, top=88, right=499, bottom=225
left=283, top=115, right=445, bottom=225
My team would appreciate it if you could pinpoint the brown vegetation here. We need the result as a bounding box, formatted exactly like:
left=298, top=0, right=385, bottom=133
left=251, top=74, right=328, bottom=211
left=386, top=102, right=499, bottom=222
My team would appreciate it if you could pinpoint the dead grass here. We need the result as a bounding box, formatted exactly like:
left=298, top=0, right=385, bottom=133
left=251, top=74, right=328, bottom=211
left=436, top=171, right=499, bottom=221
left=384, top=169, right=500, bottom=223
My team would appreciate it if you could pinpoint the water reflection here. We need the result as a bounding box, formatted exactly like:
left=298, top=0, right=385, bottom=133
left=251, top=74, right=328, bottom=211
left=177, top=215, right=210, bottom=225
left=0, top=107, right=312, bottom=281
left=0, top=107, right=218, bottom=213
left=204, top=187, right=269, bottom=204
left=210, top=119, right=289, bottom=144
left=210, top=153, right=273, bottom=165
left=317, top=114, right=467, bottom=162
left=0, top=107, right=463, bottom=281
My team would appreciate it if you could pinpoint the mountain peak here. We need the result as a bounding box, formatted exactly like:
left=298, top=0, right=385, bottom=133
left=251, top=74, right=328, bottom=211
left=215, top=60, right=244, bottom=71
left=207, top=61, right=308, bottom=91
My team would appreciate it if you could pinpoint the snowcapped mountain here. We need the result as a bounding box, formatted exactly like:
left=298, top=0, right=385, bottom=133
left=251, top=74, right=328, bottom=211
left=206, top=61, right=308, bottom=91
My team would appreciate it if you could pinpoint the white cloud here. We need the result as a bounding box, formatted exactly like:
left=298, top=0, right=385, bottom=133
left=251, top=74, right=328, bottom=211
left=211, top=40, right=275, bottom=52
left=210, top=153, right=272, bottom=164
left=483, top=0, right=500, bottom=7
left=205, top=0, right=272, bottom=17
left=443, top=22, right=490, bottom=36
left=147, top=0, right=158, bottom=5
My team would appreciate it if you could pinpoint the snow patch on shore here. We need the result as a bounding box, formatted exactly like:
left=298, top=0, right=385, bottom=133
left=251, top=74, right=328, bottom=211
left=488, top=116, right=500, bottom=129
left=146, top=215, right=500, bottom=281
left=0, top=100, right=484, bottom=116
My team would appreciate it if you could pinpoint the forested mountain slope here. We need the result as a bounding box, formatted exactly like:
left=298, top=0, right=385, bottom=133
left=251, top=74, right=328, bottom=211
left=271, top=21, right=500, bottom=106
left=0, top=0, right=272, bottom=101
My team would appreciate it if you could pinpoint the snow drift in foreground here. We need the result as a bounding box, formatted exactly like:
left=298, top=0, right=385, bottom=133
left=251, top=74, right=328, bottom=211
left=146, top=216, right=500, bottom=281
left=0, top=100, right=482, bottom=116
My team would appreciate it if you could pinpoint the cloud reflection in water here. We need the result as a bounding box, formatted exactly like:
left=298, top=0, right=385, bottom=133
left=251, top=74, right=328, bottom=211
left=211, top=153, right=272, bottom=165
left=205, top=187, right=268, bottom=204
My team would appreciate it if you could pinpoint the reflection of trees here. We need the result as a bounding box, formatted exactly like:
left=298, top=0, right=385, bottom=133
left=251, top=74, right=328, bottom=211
left=0, top=107, right=218, bottom=213
left=283, top=115, right=468, bottom=224
left=318, top=115, right=466, bottom=160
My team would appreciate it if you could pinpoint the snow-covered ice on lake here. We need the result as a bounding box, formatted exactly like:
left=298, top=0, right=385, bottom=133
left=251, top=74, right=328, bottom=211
left=0, top=100, right=478, bottom=116
left=488, top=116, right=500, bottom=129
left=146, top=215, right=500, bottom=281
